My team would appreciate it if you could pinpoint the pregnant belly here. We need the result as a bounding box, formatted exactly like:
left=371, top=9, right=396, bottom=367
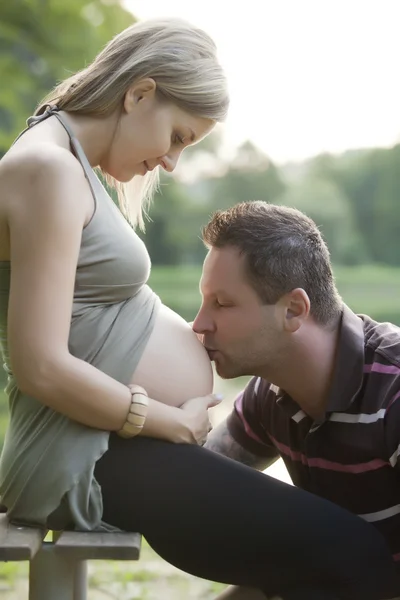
left=130, top=303, right=213, bottom=407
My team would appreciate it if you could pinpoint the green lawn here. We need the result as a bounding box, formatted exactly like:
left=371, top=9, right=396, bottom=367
left=1, top=261, right=400, bottom=444
left=148, top=263, right=400, bottom=324
left=0, top=538, right=227, bottom=599
left=1, top=263, right=400, bottom=597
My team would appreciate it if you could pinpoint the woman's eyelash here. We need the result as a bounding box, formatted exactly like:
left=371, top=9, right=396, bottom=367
left=174, top=135, right=185, bottom=145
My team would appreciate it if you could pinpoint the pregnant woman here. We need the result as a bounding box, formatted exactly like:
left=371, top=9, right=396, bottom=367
left=0, top=17, right=398, bottom=600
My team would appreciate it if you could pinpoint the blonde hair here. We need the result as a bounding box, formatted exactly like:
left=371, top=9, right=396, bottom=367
left=36, top=18, right=229, bottom=228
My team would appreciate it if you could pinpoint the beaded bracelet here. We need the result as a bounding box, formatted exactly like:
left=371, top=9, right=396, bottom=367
left=117, top=388, right=149, bottom=439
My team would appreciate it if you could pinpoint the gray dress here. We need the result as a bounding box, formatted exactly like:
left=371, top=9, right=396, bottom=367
left=0, top=108, right=160, bottom=530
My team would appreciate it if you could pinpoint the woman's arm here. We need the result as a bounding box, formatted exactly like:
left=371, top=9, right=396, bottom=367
left=4, top=146, right=215, bottom=442
left=6, top=145, right=132, bottom=429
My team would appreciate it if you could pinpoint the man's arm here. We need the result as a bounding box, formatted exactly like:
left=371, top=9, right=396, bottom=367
left=205, top=420, right=278, bottom=470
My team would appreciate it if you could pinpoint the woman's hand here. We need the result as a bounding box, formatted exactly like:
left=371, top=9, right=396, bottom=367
left=138, top=392, right=223, bottom=446
left=179, top=393, right=223, bottom=445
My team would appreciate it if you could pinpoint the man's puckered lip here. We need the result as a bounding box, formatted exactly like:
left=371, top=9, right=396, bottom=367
left=205, top=347, right=218, bottom=360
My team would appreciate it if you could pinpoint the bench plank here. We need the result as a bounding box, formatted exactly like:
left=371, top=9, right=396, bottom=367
left=0, top=515, right=45, bottom=561
left=54, top=530, right=141, bottom=561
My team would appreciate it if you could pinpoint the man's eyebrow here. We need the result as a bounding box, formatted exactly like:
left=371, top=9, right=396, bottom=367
left=199, top=286, right=234, bottom=299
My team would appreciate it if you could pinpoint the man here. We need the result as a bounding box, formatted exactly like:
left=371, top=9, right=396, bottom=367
left=192, top=201, right=400, bottom=600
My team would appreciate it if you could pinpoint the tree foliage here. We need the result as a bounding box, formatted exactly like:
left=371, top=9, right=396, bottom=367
left=1, top=3, right=399, bottom=269
left=0, top=0, right=134, bottom=152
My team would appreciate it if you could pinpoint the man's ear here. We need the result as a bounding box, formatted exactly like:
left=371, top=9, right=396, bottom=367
left=282, top=288, right=310, bottom=333
left=123, top=78, right=157, bottom=113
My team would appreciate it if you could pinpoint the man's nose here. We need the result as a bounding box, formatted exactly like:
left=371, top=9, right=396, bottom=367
left=192, top=308, right=214, bottom=334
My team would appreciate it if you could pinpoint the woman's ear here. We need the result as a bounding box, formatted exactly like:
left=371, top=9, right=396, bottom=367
left=282, top=288, right=310, bottom=333
left=123, top=78, right=157, bottom=113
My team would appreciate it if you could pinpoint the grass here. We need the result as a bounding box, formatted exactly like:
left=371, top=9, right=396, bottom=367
left=334, top=264, right=400, bottom=322
left=1, top=263, right=400, bottom=597
left=1, top=261, right=400, bottom=445
left=0, top=392, right=7, bottom=450
left=148, top=263, right=400, bottom=324
left=0, top=538, right=228, bottom=600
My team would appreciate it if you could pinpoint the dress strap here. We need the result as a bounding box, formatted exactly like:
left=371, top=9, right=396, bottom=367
left=15, top=105, right=100, bottom=214
left=11, top=105, right=61, bottom=146
left=26, top=105, right=62, bottom=128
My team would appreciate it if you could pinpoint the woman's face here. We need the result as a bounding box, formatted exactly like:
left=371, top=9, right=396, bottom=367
left=103, top=79, right=215, bottom=181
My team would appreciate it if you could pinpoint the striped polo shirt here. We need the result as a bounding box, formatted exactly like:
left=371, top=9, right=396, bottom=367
left=227, top=304, right=400, bottom=568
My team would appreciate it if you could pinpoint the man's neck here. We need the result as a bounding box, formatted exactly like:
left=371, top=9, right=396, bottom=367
left=264, top=321, right=340, bottom=421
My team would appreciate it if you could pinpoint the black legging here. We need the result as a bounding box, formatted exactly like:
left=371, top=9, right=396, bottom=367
left=94, top=434, right=400, bottom=600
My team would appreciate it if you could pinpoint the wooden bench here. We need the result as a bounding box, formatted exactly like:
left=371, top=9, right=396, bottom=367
left=0, top=513, right=141, bottom=600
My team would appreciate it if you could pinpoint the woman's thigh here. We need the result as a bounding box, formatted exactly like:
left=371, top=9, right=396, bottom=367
left=130, top=303, right=213, bottom=406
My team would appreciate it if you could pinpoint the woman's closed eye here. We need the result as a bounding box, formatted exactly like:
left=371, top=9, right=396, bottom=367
left=216, top=299, right=232, bottom=308
left=173, top=133, right=185, bottom=145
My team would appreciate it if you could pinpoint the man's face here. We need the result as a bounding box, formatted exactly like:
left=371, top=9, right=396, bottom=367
left=193, top=246, right=283, bottom=379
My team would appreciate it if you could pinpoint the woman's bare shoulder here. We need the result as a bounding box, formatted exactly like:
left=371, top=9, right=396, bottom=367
left=0, top=142, right=84, bottom=186
left=0, top=142, right=92, bottom=220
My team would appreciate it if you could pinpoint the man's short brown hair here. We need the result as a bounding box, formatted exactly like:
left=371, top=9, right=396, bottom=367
left=202, top=201, right=342, bottom=326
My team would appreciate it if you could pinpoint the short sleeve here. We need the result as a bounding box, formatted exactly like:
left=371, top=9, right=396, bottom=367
left=227, top=377, right=280, bottom=460
left=385, top=387, right=400, bottom=473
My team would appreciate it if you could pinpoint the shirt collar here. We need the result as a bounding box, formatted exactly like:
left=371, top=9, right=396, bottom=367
left=325, top=304, right=365, bottom=413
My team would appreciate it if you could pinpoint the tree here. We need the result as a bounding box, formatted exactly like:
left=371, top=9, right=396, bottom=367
left=0, top=0, right=134, bottom=153
left=209, top=141, right=286, bottom=210
left=279, top=176, right=367, bottom=265
left=311, top=146, right=400, bottom=265
left=141, top=175, right=209, bottom=265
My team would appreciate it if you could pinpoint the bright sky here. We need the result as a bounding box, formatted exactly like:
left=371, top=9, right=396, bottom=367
left=125, top=0, right=400, bottom=164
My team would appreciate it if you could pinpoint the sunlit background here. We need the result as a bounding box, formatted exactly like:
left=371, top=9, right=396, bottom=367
left=1, top=1, right=400, bottom=597
left=127, top=0, right=400, bottom=162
